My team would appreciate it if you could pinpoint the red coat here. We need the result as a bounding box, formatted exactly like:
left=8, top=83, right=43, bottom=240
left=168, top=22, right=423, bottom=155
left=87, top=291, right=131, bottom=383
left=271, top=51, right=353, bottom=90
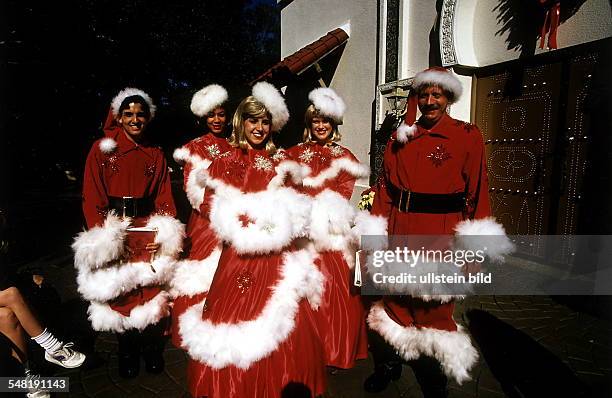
left=367, top=113, right=491, bottom=384
left=169, top=133, right=232, bottom=348
left=287, top=142, right=369, bottom=369
left=73, top=126, right=183, bottom=333
left=82, top=129, right=176, bottom=228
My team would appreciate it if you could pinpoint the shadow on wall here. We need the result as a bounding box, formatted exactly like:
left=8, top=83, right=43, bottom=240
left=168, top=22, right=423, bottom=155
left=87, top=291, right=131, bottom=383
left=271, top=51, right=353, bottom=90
left=493, top=0, right=587, bottom=58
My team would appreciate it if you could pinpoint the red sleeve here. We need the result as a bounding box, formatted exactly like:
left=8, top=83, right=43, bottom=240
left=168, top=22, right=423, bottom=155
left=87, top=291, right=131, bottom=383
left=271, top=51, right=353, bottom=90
left=82, top=143, right=108, bottom=228
left=333, top=170, right=357, bottom=200
left=463, top=127, right=491, bottom=220
left=370, top=139, right=395, bottom=218
left=153, top=151, right=177, bottom=217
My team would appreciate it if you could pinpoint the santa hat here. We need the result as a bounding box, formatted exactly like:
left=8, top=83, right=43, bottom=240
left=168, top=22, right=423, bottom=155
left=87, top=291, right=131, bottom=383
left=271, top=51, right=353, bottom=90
left=110, top=87, right=156, bottom=118
left=252, top=82, right=289, bottom=132
left=308, top=87, right=346, bottom=124
left=190, top=84, right=228, bottom=117
left=396, top=67, right=463, bottom=143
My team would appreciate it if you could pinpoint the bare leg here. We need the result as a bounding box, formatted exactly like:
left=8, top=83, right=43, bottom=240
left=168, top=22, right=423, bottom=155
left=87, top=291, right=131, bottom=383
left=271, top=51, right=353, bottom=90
left=0, top=287, right=44, bottom=337
left=0, top=307, right=28, bottom=363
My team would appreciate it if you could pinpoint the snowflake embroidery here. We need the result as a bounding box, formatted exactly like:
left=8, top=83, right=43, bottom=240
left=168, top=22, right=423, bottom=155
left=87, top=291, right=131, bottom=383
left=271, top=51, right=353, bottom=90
left=427, top=145, right=452, bottom=167
left=102, top=154, right=120, bottom=173
left=253, top=155, right=273, bottom=171
left=271, top=150, right=287, bottom=162
left=329, top=145, right=345, bottom=157
left=144, top=163, right=156, bottom=177
left=236, top=270, right=255, bottom=294
left=299, top=148, right=315, bottom=163
left=206, top=144, right=221, bottom=158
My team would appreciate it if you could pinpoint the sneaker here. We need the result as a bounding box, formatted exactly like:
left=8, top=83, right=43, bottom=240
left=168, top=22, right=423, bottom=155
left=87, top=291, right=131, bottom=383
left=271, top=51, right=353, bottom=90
left=44, top=342, right=86, bottom=368
left=25, top=370, right=51, bottom=398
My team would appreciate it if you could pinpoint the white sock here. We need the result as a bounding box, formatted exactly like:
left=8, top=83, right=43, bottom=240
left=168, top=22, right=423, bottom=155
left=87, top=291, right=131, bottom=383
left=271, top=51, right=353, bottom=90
left=31, top=328, right=63, bottom=354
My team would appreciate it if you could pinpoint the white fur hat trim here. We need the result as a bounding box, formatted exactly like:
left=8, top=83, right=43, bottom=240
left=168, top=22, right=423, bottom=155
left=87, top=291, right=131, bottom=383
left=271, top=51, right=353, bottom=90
left=413, top=69, right=463, bottom=103
left=190, top=84, right=228, bottom=117
left=308, top=87, right=346, bottom=124
left=252, top=82, right=289, bottom=132
left=111, top=87, right=157, bottom=118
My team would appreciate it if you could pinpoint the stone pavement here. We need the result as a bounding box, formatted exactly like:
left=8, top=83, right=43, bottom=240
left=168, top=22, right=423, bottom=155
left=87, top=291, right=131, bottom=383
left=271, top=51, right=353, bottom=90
left=12, top=251, right=612, bottom=398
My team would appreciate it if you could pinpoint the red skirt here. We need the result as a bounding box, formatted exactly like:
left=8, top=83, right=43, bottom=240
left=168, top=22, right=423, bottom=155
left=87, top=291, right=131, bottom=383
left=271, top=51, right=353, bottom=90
left=314, top=251, right=368, bottom=368
left=186, top=246, right=326, bottom=398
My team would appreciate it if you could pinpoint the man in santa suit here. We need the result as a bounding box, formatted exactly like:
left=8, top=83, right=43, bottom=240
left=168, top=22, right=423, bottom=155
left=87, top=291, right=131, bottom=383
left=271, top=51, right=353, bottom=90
left=364, top=67, right=511, bottom=397
left=72, top=88, right=184, bottom=378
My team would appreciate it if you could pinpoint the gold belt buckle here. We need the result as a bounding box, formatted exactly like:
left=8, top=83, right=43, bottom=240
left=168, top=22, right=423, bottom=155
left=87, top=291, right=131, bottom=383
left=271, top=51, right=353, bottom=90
left=399, top=190, right=411, bottom=212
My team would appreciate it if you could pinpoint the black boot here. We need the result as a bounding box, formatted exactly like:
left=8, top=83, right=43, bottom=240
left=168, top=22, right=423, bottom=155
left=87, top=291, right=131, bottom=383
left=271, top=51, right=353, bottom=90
left=363, top=362, right=402, bottom=393
left=116, top=331, right=140, bottom=378
left=409, top=356, right=448, bottom=398
left=141, top=323, right=166, bottom=374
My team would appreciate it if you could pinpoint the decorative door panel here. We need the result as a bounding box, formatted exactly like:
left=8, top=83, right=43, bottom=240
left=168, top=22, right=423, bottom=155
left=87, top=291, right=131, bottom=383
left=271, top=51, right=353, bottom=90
left=475, top=63, right=561, bottom=256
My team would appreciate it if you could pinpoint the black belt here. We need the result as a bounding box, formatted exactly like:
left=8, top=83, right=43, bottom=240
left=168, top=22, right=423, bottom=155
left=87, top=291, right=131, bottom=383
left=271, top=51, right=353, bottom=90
left=395, top=189, right=465, bottom=214
left=108, top=196, right=154, bottom=218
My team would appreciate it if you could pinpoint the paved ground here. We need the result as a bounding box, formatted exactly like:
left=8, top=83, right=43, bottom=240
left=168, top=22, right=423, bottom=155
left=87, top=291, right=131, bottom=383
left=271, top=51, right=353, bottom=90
left=8, top=250, right=612, bottom=397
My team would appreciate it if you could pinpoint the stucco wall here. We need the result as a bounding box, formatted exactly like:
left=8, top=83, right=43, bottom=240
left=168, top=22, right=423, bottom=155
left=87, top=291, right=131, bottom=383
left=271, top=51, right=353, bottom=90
left=281, top=0, right=377, bottom=194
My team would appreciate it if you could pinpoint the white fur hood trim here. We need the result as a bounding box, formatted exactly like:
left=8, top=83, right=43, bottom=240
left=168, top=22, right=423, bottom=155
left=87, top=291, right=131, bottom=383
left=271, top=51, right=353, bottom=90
left=99, top=137, right=117, bottom=154
left=396, top=122, right=417, bottom=144
left=168, top=247, right=222, bottom=298
left=179, top=248, right=323, bottom=369
left=72, top=213, right=131, bottom=271
left=368, top=301, right=477, bottom=384
left=303, top=157, right=369, bottom=188
left=210, top=186, right=311, bottom=255
left=454, top=217, right=514, bottom=262
left=87, top=291, right=170, bottom=333
left=308, top=87, right=346, bottom=124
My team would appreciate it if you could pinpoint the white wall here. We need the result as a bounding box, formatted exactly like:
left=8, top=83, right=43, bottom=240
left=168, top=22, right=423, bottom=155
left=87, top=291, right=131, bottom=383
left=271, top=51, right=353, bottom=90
left=282, top=0, right=378, bottom=194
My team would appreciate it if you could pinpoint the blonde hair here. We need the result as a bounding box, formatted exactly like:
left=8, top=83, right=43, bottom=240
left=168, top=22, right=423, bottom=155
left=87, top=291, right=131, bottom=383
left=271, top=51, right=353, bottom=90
left=302, top=104, right=341, bottom=144
left=229, top=96, right=277, bottom=154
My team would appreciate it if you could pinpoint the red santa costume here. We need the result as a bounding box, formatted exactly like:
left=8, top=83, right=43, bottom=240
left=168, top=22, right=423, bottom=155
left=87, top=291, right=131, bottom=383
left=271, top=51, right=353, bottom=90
left=367, top=68, right=513, bottom=385
left=287, top=87, right=378, bottom=369
left=179, top=82, right=326, bottom=397
left=168, top=84, right=233, bottom=348
left=72, top=88, right=183, bottom=335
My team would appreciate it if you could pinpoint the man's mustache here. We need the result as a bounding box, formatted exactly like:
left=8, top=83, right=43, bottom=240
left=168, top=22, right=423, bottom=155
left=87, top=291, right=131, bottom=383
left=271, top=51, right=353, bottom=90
left=421, top=105, right=440, bottom=112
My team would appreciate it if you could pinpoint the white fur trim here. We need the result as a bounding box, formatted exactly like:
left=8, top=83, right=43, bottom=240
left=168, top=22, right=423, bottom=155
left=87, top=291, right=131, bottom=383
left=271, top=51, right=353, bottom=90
left=111, top=87, right=156, bottom=118
left=173, top=147, right=191, bottom=164
left=190, top=84, right=228, bottom=117
left=99, top=137, right=117, bottom=154
left=309, top=190, right=355, bottom=253
left=351, top=212, right=388, bottom=251
left=308, top=87, right=346, bottom=124
left=146, top=214, right=185, bottom=258
left=178, top=248, right=322, bottom=369
left=268, top=160, right=309, bottom=189
left=454, top=217, right=514, bottom=262
left=87, top=291, right=171, bottom=332
left=252, top=82, right=289, bottom=132
left=413, top=69, right=463, bottom=103
left=72, top=213, right=131, bottom=270
left=366, top=252, right=468, bottom=302
left=367, top=301, right=478, bottom=384
left=302, top=157, right=369, bottom=188
left=209, top=187, right=311, bottom=255
left=168, top=247, right=222, bottom=298
left=76, top=256, right=175, bottom=302
left=396, top=122, right=417, bottom=143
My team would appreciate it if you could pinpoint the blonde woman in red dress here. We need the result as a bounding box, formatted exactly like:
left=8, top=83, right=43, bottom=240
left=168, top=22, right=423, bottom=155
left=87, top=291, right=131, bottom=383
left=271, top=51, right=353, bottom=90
left=169, top=84, right=233, bottom=349
left=287, top=88, right=380, bottom=370
left=179, top=82, right=326, bottom=397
